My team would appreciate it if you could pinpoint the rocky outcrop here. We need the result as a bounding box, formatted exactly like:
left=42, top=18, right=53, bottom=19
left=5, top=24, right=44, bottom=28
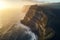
left=21, top=5, right=56, bottom=40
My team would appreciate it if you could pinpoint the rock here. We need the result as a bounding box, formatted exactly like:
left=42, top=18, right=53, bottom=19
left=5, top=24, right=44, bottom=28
left=21, top=5, right=55, bottom=40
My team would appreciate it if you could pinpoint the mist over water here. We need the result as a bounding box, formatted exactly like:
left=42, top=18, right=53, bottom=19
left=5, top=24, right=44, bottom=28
left=0, top=7, right=38, bottom=40
left=15, top=22, right=38, bottom=40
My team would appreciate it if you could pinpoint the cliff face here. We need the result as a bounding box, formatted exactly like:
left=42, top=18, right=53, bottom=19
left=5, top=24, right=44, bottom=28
left=21, top=5, right=55, bottom=40
left=21, top=3, right=60, bottom=40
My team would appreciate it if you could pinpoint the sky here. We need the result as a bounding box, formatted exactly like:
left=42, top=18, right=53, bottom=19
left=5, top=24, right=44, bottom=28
left=0, top=0, right=60, bottom=3
left=0, top=0, right=60, bottom=7
left=0, top=0, right=60, bottom=8
left=29, top=0, right=60, bottom=3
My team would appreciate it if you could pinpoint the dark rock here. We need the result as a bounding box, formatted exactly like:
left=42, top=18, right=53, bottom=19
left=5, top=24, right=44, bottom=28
left=21, top=4, right=60, bottom=40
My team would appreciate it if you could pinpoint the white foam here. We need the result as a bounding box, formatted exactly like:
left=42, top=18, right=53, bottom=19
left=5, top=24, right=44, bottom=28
left=15, top=22, right=38, bottom=40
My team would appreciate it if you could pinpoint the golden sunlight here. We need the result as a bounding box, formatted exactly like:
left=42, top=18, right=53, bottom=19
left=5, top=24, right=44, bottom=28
left=0, top=0, right=35, bottom=31
left=0, top=1, right=7, bottom=10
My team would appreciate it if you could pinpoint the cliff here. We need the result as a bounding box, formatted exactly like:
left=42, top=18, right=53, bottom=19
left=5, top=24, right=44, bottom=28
left=21, top=3, right=60, bottom=40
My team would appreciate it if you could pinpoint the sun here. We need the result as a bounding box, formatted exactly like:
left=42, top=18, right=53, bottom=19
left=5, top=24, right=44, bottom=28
left=0, top=1, right=7, bottom=10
